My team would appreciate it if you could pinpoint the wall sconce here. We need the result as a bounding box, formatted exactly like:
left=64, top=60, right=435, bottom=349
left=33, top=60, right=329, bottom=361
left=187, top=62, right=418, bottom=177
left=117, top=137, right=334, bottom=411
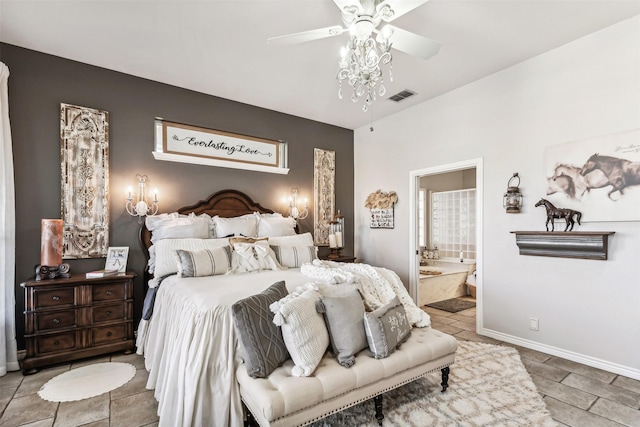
left=328, top=210, right=344, bottom=259
left=288, top=188, right=308, bottom=220
left=126, top=174, right=159, bottom=222
left=503, top=172, right=523, bottom=213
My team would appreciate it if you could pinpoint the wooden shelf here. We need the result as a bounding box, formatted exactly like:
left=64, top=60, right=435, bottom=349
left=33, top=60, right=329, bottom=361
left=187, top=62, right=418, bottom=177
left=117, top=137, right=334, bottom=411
left=511, top=231, right=615, bottom=260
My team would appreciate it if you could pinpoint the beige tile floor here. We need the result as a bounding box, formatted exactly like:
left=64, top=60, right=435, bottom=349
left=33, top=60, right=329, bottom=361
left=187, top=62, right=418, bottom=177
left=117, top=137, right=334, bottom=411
left=426, top=299, right=640, bottom=427
left=1, top=304, right=638, bottom=426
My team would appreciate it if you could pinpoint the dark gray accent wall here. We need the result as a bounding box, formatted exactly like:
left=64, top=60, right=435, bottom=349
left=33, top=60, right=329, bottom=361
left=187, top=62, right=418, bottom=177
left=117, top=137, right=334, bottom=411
left=2, top=43, right=354, bottom=350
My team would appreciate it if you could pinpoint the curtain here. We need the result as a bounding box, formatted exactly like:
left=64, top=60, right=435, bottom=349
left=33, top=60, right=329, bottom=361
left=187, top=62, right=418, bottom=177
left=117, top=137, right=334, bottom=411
left=0, top=62, right=19, bottom=375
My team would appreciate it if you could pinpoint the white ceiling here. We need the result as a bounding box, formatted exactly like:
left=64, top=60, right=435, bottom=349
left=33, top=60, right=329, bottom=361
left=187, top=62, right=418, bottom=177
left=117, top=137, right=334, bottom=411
left=1, top=0, right=639, bottom=130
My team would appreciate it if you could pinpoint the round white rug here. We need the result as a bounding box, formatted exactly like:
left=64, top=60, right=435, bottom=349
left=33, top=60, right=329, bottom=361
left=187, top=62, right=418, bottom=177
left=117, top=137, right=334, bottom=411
left=38, top=362, right=136, bottom=402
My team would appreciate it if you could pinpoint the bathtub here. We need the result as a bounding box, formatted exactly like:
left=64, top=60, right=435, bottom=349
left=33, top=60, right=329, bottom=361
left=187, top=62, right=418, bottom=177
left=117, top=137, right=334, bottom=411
left=418, top=260, right=476, bottom=306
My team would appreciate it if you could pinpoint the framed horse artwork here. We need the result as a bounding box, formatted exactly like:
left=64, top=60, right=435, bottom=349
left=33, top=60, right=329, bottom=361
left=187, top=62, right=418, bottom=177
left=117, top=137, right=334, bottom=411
left=545, top=128, right=640, bottom=222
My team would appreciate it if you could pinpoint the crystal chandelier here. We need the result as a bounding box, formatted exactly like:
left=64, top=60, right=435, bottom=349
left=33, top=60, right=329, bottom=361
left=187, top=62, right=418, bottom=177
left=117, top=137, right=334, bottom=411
left=337, top=21, right=393, bottom=112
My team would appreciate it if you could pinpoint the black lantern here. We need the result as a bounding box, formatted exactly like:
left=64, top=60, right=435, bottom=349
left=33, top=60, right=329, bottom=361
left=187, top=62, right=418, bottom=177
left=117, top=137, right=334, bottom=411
left=503, top=173, right=523, bottom=213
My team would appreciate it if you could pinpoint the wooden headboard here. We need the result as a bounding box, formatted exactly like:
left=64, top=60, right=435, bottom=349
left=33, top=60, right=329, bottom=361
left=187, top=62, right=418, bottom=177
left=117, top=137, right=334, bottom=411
left=139, top=189, right=275, bottom=259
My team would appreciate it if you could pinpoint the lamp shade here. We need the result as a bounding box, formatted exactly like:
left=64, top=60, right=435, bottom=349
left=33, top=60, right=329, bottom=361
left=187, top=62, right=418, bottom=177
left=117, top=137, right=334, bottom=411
left=41, top=219, right=64, bottom=266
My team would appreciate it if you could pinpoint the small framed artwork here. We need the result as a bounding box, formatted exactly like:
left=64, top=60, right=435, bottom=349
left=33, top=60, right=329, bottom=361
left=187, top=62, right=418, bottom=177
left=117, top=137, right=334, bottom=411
left=105, top=247, right=129, bottom=272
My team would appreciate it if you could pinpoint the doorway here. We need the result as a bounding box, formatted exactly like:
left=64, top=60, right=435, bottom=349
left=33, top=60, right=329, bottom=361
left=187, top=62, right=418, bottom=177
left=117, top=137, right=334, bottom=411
left=409, top=158, right=483, bottom=333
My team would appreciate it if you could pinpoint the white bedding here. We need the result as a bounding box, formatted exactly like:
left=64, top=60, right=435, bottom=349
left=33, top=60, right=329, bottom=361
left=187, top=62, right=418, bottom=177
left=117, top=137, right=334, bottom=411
left=138, top=269, right=311, bottom=427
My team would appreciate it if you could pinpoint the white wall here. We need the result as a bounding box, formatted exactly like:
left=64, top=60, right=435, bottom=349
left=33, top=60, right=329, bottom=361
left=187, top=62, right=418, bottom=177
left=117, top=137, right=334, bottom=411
left=354, top=16, right=640, bottom=378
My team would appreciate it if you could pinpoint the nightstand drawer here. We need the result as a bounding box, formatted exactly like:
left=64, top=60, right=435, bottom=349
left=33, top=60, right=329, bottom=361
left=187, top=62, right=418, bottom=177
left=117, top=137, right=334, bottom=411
left=34, top=288, right=75, bottom=309
left=36, top=310, right=77, bottom=331
left=92, top=304, right=126, bottom=323
left=92, top=283, right=126, bottom=302
left=36, top=332, right=77, bottom=355
left=92, top=324, right=127, bottom=345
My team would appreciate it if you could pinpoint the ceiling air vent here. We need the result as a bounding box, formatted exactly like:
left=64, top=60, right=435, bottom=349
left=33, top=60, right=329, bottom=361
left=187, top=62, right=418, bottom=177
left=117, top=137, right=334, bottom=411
left=388, top=89, right=416, bottom=102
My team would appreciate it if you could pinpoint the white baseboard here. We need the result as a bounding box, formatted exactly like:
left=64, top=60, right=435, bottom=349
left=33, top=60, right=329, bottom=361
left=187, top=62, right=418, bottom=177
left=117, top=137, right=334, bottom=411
left=481, top=328, right=640, bottom=381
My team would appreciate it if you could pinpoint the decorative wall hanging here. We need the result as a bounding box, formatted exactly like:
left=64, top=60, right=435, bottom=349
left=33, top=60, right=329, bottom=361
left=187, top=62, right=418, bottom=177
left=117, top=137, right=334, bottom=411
left=60, top=103, right=109, bottom=259
left=153, top=119, right=289, bottom=175
left=365, top=190, right=397, bottom=228
left=313, top=148, right=336, bottom=246
left=545, top=128, right=640, bottom=222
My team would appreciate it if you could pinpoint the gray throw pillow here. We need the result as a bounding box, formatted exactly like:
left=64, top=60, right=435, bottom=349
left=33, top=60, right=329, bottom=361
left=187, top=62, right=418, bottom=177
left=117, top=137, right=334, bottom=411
left=363, top=296, right=412, bottom=359
left=316, top=290, right=367, bottom=368
left=231, top=281, right=289, bottom=378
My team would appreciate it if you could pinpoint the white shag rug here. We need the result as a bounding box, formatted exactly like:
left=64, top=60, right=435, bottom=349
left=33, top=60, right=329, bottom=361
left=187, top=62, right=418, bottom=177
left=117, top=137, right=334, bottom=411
left=311, top=340, right=557, bottom=426
left=38, top=362, right=136, bottom=402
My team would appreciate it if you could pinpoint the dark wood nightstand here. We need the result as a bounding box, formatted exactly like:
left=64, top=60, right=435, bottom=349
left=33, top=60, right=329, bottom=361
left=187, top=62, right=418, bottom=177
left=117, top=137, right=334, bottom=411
left=20, top=272, right=136, bottom=374
left=320, top=255, right=357, bottom=263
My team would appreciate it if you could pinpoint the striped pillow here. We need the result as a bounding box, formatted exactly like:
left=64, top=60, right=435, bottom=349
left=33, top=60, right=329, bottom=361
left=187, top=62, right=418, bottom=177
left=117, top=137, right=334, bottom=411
left=270, top=245, right=317, bottom=268
left=175, top=246, right=232, bottom=277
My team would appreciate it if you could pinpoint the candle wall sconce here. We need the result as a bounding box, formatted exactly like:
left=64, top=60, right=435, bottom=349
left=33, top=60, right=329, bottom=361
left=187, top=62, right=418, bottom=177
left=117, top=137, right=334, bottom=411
left=36, top=219, right=70, bottom=280
left=287, top=187, right=308, bottom=220
left=328, top=210, right=344, bottom=259
left=126, top=174, right=159, bottom=223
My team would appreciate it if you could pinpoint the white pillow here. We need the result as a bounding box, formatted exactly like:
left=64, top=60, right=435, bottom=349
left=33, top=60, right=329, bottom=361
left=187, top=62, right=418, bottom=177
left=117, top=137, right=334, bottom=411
left=213, top=215, right=258, bottom=238
left=175, top=246, right=232, bottom=277
left=271, top=285, right=329, bottom=377
left=257, top=216, right=297, bottom=237
left=229, top=240, right=284, bottom=274
left=146, top=213, right=211, bottom=244
left=268, top=232, right=314, bottom=247
left=270, top=245, right=318, bottom=268
left=152, top=238, right=230, bottom=280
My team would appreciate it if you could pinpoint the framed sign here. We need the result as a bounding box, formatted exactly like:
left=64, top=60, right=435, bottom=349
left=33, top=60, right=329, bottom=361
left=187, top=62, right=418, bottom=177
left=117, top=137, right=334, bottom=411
left=153, top=119, right=289, bottom=174
left=105, top=246, right=129, bottom=272
left=370, top=208, right=394, bottom=228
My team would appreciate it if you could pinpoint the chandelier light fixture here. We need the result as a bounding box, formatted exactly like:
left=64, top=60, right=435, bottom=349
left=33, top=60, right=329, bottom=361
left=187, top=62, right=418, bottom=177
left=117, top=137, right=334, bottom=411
left=126, top=174, right=159, bottom=222
left=337, top=20, right=394, bottom=112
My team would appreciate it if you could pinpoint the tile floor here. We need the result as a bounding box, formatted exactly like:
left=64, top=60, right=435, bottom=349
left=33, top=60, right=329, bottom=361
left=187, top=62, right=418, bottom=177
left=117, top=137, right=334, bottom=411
left=0, top=304, right=638, bottom=426
left=427, top=300, right=640, bottom=427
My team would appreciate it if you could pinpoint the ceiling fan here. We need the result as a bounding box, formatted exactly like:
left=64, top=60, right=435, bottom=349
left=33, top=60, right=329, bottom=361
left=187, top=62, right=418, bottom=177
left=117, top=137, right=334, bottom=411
left=267, top=0, right=441, bottom=61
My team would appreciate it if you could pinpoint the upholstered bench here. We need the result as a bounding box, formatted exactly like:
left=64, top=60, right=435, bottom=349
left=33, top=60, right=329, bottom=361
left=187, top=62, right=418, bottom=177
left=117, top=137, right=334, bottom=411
left=237, top=327, right=458, bottom=427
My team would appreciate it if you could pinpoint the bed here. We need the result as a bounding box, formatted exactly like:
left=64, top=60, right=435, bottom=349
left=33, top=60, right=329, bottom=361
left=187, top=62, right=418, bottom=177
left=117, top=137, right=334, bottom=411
left=136, top=189, right=432, bottom=427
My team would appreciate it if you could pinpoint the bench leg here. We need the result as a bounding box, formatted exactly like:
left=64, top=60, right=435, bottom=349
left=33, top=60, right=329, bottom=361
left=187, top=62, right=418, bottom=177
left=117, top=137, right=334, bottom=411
left=374, top=394, right=384, bottom=426
left=244, top=405, right=258, bottom=427
left=441, top=366, right=450, bottom=392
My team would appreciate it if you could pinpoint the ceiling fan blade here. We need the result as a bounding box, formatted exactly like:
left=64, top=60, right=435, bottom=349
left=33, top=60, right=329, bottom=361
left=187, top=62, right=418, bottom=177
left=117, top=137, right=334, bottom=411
left=382, top=24, right=441, bottom=60
left=267, top=26, right=346, bottom=46
left=377, top=0, right=430, bottom=22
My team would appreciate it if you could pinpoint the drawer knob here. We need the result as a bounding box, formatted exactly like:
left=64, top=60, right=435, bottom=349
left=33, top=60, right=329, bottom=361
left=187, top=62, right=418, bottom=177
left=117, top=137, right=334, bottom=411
left=53, top=318, right=60, bottom=324
left=105, top=291, right=112, bottom=296
left=106, top=332, right=112, bottom=337
left=54, top=340, right=59, bottom=346
left=52, top=296, right=60, bottom=301
left=106, top=311, right=112, bottom=316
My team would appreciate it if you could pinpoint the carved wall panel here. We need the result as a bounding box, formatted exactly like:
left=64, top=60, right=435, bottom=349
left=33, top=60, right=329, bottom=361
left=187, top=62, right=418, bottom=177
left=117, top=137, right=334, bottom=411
left=60, top=103, right=109, bottom=258
left=313, top=148, right=335, bottom=246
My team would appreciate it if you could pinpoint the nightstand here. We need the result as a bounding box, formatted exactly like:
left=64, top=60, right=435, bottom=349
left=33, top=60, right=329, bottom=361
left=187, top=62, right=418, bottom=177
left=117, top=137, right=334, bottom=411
left=320, top=255, right=357, bottom=263
left=20, top=272, right=136, bottom=374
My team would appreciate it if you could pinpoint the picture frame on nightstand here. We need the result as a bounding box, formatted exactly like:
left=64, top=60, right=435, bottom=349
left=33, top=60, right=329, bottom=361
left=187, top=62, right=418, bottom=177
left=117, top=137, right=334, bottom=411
left=105, top=246, right=129, bottom=272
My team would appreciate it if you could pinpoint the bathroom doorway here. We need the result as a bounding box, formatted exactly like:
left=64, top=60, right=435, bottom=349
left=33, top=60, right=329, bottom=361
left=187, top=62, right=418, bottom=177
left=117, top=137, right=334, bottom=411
left=409, top=158, right=483, bottom=333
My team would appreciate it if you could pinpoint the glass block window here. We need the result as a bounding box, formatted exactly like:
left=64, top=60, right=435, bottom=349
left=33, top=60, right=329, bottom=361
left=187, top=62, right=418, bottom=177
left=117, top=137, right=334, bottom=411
left=431, top=189, right=476, bottom=260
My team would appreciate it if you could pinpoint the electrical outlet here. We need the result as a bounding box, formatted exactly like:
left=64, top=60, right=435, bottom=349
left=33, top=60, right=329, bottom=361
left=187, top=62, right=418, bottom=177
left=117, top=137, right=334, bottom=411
left=529, top=317, right=539, bottom=331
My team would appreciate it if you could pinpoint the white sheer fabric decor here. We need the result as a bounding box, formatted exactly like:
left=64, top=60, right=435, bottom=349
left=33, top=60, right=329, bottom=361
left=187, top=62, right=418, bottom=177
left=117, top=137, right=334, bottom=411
left=0, top=62, right=19, bottom=376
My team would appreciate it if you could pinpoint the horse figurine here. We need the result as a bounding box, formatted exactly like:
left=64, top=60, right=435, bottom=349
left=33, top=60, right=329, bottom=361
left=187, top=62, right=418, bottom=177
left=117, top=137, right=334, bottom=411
left=534, top=198, right=582, bottom=232
left=581, top=153, right=640, bottom=201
